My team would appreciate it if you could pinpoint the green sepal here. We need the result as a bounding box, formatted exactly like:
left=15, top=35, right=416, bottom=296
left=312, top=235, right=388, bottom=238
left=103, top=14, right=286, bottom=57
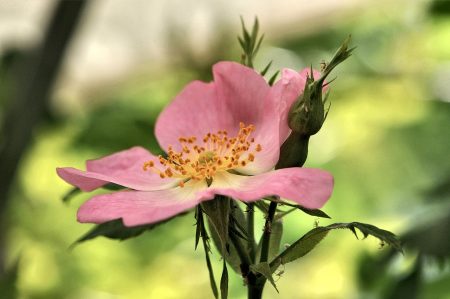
left=61, top=183, right=125, bottom=204
left=319, top=35, right=355, bottom=82
left=71, top=215, right=184, bottom=246
left=284, top=36, right=354, bottom=141
left=101, top=183, right=126, bottom=191
left=220, top=260, right=229, bottom=299
left=197, top=206, right=219, bottom=299
left=208, top=225, right=241, bottom=273
left=288, top=74, right=324, bottom=136
left=62, top=187, right=81, bottom=203
left=208, top=214, right=242, bottom=274
left=229, top=202, right=248, bottom=240
left=260, top=61, right=272, bottom=76
left=275, top=133, right=310, bottom=168
left=250, top=262, right=279, bottom=293
left=268, top=70, right=280, bottom=86
left=270, top=222, right=402, bottom=272
left=201, top=196, right=230, bottom=255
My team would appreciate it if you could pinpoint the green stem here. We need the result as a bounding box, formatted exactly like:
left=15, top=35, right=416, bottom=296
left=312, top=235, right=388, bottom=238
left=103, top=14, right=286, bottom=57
left=229, top=206, right=264, bottom=299
left=246, top=200, right=277, bottom=298
left=247, top=203, right=256, bottom=263
left=247, top=282, right=264, bottom=299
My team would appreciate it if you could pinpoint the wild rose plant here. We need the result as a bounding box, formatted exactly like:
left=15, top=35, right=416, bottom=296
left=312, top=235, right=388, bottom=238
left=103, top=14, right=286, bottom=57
left=57, top=20, right=401, bottom=299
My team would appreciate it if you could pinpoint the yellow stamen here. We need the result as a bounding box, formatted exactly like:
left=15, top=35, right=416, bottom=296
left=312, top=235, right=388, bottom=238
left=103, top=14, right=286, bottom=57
left=143, top=123, right=262, bottom=184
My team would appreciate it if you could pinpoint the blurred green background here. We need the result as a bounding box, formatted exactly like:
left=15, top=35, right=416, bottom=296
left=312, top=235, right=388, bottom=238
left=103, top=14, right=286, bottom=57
left=1, top=0, right=449, bottom=298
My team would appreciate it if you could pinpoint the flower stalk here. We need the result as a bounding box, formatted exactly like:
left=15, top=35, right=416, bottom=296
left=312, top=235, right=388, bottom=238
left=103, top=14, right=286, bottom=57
left=259, top=200, right=278, bottom=264
left=247, top=203, right=256, bottom=263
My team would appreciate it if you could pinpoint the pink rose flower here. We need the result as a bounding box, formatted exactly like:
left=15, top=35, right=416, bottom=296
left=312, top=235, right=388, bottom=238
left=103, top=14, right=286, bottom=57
left=57, top=62, right=333, bottom=227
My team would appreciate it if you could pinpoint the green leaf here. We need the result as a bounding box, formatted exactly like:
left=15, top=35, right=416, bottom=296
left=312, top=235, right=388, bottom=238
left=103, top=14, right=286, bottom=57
left=240, top=16, right=251, bottom=44
left=250, top=262, right=279, bottom=292
left=197, top=207, right=219, bottom=299
left=253, top=34, right=264, bottom=57
left=270, top=226, right=328, bottom=271
left=72, top=214, right=186, bottom=246
left=201, top=196, right=230, bottom=255
left=237, top=37, right=246, bottom=52
left=195, top=207, right=202, bottom=250
left=270, top=222, right=402, bottom=271
left=250, top=18, right=259, bottom=51
left=238, top=17, right=264, bottom=68
left=266, top=197, right=331, bottom=219
left=62, top=187, right=81, bottom=203
left=220, top=261, right=229, bottom=299
left=337, top=222, right=402, bottom=252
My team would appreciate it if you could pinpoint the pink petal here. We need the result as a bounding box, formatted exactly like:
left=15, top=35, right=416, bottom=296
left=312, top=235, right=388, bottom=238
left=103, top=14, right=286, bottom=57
left=155, top=62, right=281, bottom=175
left=57, top=147, right=177, bottom=192
left=77, top=180, right=210, bottom=226
left=271, top=68, right=321, bottom=144
left=155, top=80, right=223, bottom=152
left=204, top=168, right=333, bottom=209
left=213, top=62, right=281, bottom=174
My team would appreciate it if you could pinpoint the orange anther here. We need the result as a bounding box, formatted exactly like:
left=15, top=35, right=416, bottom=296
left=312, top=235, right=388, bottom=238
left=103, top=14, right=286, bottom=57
left=152, top=123, right=259, bottom=183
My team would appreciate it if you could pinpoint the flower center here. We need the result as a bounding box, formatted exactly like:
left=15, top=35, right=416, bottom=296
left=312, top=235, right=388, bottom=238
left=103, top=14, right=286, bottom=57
left=143, top=122, right=262, bottom=187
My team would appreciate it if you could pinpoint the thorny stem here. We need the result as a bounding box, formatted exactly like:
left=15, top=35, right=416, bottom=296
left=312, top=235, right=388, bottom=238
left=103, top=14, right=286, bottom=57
left=259, top=200, right=278, bottom=263
left=247, top=282, right=264, bottom=299
left=247, top=203, right=256, bottom=263
left=230, top=216, right=260, bottom=298
left=245, top=200, right=277, bottom=299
